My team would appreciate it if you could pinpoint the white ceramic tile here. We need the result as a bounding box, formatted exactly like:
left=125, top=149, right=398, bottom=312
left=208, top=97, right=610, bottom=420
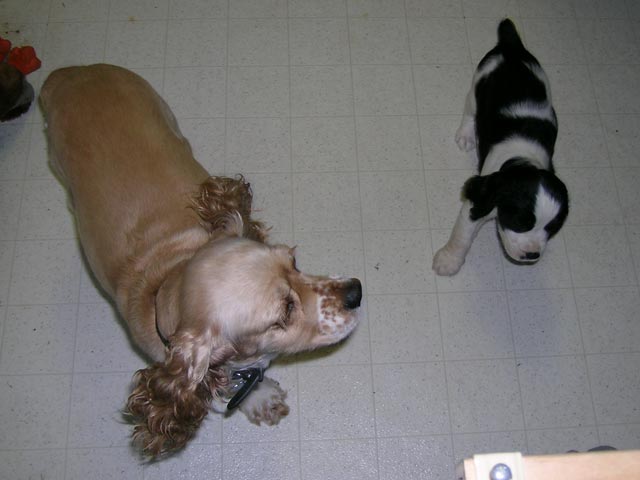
left=414, top=64, right=472, bottom=115
left=109, top=0, right=169, bottom=20
left=166, top=19, right=227, bottom=67
left=9, top=239, right=81, bottom=305
left=0, top=374, right=71, bottom=449
left=222, top=442, right=299, bottom=480
left=554, top=114, right=608, bottom=168
left=228, top=0, right=288, bottom=18
left=0, top=449, right=66, bottom=480
left=464, top=17, right=504, bottom=65
left=167, top=0, right=228, bottom=19
left=228, top=19, right=288, bottom=66
left=0, top=0, right=52, bottom=23
left=178, top=118, right=226, bottom=174
left=432, top=228, right=505, bottom=293
left=579, top=19, right=640, bottom=64
left=526, top=427, right=599, bottom=454
left=545, top=65, right=598, bottom=114
left=18, top=178, right=76, bottom=239
left=66, top=448, right=143, bottom=480
left=565, top=226, right=635, bottom=287
left=363, top=229, right=436, bottom=294
left=439, top=291, right=514, bottom=360
left=447, top=359, right=524, bottom=433
left=561, top=168, right=622, bottom=226
left=243, top=173, right=292, bottom=233
left=518, top=0, right=574, bottom=18
left=26, top=124, right=53, bottom=179
left=190, top=412, right=223, bottom=446
left=462, top=0, right=520, bottom=18
left=408, top=18, right=470, bottom=65
left=292, top=172, right=361, bottom=231
left=301, top=439, right=378, bottom=480
left=50, top=0, right=109, bottom=21
left=356, top=115, right=422, bottom=171
left=601, top=115, right=640, bottom=167
left=74, top=303, right=144, bottom=372
left=142, top=444, right=222, bottom=480
left=44, top=21, right=107, bottom=70
left=502, top=233, right=573, bottom=290
left=368, top=294, right=442, bottom=363
left=292, top=117, right=357, bottom=171
left=291, top=66, right=353, bottom=116
left=508, top=289, right=582, bottom=357
left=0, top=304, right=76, bottom=374
left=359, top=171, right=429, bottom=230
left=614, top=167, right=640, bottom=224
left=587, top=353, right=640, bottom=424
left=598, top=424, right=640, bottom=450
left=68, top=372, right=134, bottom=447
left=0, top=181, right=22, bottom=241
left=378, top=435, right=455, bottom=480
left=288, top=0, right=347, bottom=17
left=576, top=286, right=640, bottom=354
left=519, top=355, right=596, bottom=429
left=406, top=0, right=463, bottom=17
left=0, top=123, right=30, bottom=180
left=353, top=65, right=416, bottom=115
left=164, top=67, right=226, bottom=118
left=347, top=0, right=406, bottom=17
left=420, top=115, right=473, bottom=170
left=349, top=18, right=410, bottom=65
left=590, top=64, right=640, bottom=114
left=298, top=364, right=374, bottom=440
left=227, top=66, right=290, bottom=117
left=521, top=18, right=585, bottom=65
left=425, top=169, right=470, bottom=230
left=374, top=362, right=450, bottom=436
left=289, top=18, right=349, bottom=66
left=0, top=242, right=14, bottom=307
left=226, top=117, right=291, bottom=173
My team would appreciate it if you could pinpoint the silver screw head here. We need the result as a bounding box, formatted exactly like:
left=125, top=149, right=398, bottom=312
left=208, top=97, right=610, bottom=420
left=490, top=463, right=512, bottom=480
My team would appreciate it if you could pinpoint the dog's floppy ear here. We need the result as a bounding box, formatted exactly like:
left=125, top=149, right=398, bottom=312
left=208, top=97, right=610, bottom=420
left=126, top=329, right=234, bottom=458
left=192, top=175, right=268, bottom=242
left=463, top=173, right=501, bottom=221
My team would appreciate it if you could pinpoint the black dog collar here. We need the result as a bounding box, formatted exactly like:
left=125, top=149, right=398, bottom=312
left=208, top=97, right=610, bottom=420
left=226, top=368, right=264, bottom=410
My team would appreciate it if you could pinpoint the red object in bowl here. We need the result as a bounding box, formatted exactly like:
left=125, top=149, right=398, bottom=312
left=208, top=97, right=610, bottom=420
left=7, top=46, right=42, bottom=75
left=0, top=37, right=12, bottom=62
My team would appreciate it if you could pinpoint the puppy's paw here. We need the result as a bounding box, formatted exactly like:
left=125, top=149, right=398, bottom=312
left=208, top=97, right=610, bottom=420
left=455, top=125, right=476, bottom=152
left=239, top=377, right=290, bottom=426
left=433, top=247, right=465, bottom=276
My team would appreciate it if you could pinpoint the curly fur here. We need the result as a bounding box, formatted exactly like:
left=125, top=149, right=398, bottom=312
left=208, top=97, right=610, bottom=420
left=192, top=175, right=268, bottom=243
left=126, top=334, right=234, bottom=457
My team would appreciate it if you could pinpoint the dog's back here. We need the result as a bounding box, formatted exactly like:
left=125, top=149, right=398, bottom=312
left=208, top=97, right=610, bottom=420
left=41, top=65, right=209, bottom=294
left=474, top=19, right=558, bottom=170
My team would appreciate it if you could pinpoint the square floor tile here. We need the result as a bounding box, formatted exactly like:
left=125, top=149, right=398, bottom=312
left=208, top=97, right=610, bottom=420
left=601, top=114, right=640, bottom=167
left=439, top=291, right=514, bottom=360
left=518, top=355, right=596, bottom=429
left=560, top=167, right=622, bottom=226
left=349, top=18, right=410, bottom=65
left=408, top=18, right=469, bottom=65
left=447, top=359, right=524, bottom=433
left=105, top=21, right=166, bottom=68
left=368, top=293, right=442, bottom=363
left=353, top=65, right=416, bottom=115
left=587, top=353, right=640, bottom=424
left=576, top=286, right=640, bottom=354
left=164, top=67, right=226, bottom=118
left=356, top=116, right=422, bottom=171
left=301, top=439, right=378, bottom=480
left=414, top=64, right=473, bottom=115
left=142, top=444, right=222, bottom=480
left=227, top=66, right=290, bottom=117
left=298, top=365, right=375, bottom=440
left=226, top=117, right=291, bottom=173
left=291, top=66, right=353, bottom=117
left=228, top=19, right=288, bottom=66
left=289, top=18, right=349, bottom=65
left=359, top=171, right=429, bottom=230
left=554, top=114, right=608, bottom=168
left=509, top=288, right=582, bottom=357
left=0, top=450, right=66, bottom=480
left=292, top=117, right=357, bottom=172
left=374, top=362, right=450, bottom=436
left=66, top=448, right=142, bottom=480
left=378, top=435, right=454, bottom=480
left=18, top=179, right=76, bottom=240
left=166, top=19, right=227, bottom=67
left=526, top=427, right=599, bottom=454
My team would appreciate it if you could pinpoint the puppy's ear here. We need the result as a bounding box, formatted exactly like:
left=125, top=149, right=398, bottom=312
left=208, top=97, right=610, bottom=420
left=126, top=330, right=234, bottom=458
left=462, top=173, right=501, bottom=221
left=192, top=175, right=268, bottom=242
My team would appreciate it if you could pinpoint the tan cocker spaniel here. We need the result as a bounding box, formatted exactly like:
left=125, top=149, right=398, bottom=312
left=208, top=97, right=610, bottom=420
left=40, top=64, right=362, bottom=458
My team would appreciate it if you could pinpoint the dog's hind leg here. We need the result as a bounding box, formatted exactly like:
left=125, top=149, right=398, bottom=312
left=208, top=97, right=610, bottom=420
left=455, top=88, right=476, bottom=152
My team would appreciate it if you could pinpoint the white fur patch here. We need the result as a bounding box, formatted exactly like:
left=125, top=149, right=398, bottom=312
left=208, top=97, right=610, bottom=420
left=482, top=136, right=550, bottom=174
left=500, top=101, right=556, bottom=125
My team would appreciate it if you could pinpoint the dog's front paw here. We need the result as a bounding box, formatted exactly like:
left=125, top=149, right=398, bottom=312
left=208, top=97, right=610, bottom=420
left=239, top=377, right=290, bottom=426
left=455, top=125, right=476, bottom=152
left=433, top=247, right=465, bottom=276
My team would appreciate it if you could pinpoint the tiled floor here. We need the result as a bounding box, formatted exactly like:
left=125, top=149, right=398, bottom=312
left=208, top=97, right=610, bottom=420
left=1, top=0, right=640, bottom=478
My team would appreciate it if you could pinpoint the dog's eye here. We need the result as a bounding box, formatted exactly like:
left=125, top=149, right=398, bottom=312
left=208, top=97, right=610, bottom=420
left=292, top=256, right=299, bottom=272
left=272, top=299, right=295, bottom=330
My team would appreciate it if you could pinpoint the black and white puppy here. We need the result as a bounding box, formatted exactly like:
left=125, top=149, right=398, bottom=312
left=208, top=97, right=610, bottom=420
left=433, top=19, right=569, bottom=276
left=0, top=62, right=34, bottom=122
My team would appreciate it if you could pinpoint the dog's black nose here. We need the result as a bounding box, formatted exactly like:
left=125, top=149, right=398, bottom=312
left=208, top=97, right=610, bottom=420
left=343, top=278, right=362, bottom=310
left=523, top=251, right=540, bottom=261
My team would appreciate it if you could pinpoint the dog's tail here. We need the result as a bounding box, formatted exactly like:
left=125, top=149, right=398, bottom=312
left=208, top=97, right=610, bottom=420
left=497, top=18, right=526, bottom=59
